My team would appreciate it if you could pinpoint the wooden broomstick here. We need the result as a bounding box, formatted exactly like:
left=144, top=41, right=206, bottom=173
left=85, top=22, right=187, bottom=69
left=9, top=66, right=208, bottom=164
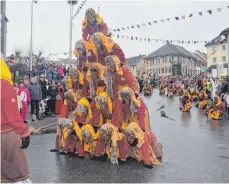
left=160, top=110, right=175, bottom=121
left=156, top=104, right=165, bottom=111
left=29, top=123, right=57, bottom=134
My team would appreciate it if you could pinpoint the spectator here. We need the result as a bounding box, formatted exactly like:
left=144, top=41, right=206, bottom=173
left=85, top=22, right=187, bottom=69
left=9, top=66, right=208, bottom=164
left=14, top=87, right=22, bottom=112
left=52, top=65, right=58, bottom=81
left=18, top=81, right=30, bottom=123
left=57, top=65, right=64, bottom=80
left=46, top=64, right=53, bottom=82
left=39, top=74, right=48, bottom=100
left=48, top=81, right=58, bottom=116
left=55, top=81, right=64, bottom=114
left=28, top=77, right=42, bottom=121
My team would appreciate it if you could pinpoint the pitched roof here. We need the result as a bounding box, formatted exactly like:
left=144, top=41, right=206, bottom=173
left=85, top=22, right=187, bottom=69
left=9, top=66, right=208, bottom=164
left=205, top=27, right=229, bottom=47
left=147, top=43, right=195, bottom=59
left=126, top=54, right=146, bottom=67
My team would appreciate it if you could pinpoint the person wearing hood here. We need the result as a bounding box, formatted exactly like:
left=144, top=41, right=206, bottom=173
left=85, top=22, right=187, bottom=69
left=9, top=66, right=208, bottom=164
left=1, top=55, right=31, bottom=183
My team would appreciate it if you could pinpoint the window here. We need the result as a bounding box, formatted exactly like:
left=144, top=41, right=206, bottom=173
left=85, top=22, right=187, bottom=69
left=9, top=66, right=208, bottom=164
left=212, top=57, right=217, bottom=63
left=165, top=68, right=167, bottom=73
left=222, top=45, right=226, bottom=51
left=212, top=46, right=216, bottom=53
left=222, top=56, right=226, bottom=62
left=169, top=67, right=171, bottom=73
left=161, top=68, right=164, bottom=73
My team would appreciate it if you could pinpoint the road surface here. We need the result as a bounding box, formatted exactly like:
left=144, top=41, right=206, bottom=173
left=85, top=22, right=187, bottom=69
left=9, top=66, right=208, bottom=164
left=25, top=90, right=229, bottom=182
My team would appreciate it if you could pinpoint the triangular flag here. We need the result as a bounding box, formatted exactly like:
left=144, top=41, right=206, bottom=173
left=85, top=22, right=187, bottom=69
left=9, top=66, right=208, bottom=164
left=189, top=14, right=193, bottom=17
left=227, top=6, right=229, bottom=9
left=113, top=29, right=117, bottom=32
left=117, top=28, right=120, bottom=31
left=198, top=12, right=203, bottom=16
left=167, top=18, right=170, bottom=21
left=161, top=20, right=164, bottom=22
left=127, top=26, right=130, bottom=29
left=156, top=39, right=158, bottom=42
left=188, top=41, right=190, bottom=44
left=131, top=26, right=134, bottom=28
left=142, top=23, right=146, bottom=26
left=182, top=41, right=184, bottom=44
left=122, top=28, right=125, bottom=30
left=148, top=22, right=151, bottom=25
left=205, top=41, right=207, bottom=43
left=171, top=40, right=173, bottom=43
left=117, top=35, right=119, bottom=39
left=135, top=37, right=138, bottom=40
left=207, top=10, right=212, bottom=14
left=175, top=17, right=179, bottom=20
left=217, top=8, right=221, bottom=12
left=131, top=36, right=133, bottom=40
left=181, top=15, right=185, bottom=19
left=148, top=38, right=150, bottom=42
left=154, top=21, right=157, bottom=23
left=34, top=0, right=38, bottom=3
left=137, top=25, right=140, bottom=28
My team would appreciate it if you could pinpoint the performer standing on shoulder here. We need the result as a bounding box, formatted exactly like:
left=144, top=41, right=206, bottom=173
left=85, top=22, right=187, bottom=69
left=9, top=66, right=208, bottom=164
left=1, top=55, right=31, bottom=183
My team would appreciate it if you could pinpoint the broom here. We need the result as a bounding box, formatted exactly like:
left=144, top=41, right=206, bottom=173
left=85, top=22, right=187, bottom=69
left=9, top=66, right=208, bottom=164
left=29, top=123, right=57, bottom=134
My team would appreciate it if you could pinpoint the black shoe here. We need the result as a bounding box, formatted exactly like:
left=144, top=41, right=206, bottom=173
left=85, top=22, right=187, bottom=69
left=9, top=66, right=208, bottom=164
left=51, top=113, right=56, bottom=117
left=91, top=156, right=100, bottom=161
left=118, top=158, right=126, bottom=165
left=24, top=121, right=28, bottom=124
left=36, top=116, right=42, bottom=120
left=58, top=151, right=68, bottom=155
left=77, top=155, right=84, bottom=159
left=50, top=149, right=58, bottom=152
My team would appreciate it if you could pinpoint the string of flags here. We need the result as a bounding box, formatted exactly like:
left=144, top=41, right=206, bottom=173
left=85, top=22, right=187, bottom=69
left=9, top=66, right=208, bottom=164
left=72, top=0, right=87, bottom=20
left=111, top=34, right=209, bottom=44
left=112, top=5, right=229, bottom=32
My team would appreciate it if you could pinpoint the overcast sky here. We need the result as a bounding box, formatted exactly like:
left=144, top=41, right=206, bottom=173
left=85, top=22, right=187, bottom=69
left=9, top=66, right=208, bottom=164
left=5, top=0, right=229, bottom=59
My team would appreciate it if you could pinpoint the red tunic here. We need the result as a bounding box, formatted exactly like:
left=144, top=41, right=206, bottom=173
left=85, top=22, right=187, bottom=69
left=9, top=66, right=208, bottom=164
left=1, top=79, right=30, bottom=138
left=97, top=44, right=126, bottom=65
left=82, top=23, right=108, bottom=41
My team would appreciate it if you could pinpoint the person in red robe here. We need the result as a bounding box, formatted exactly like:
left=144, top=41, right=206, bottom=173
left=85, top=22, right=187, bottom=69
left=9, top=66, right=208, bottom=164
left=55, top=81, right=64, bottom=114
left=1, top=57, right=31, bottom=183
left=82, top=8, right=108, bottom=41
left=124, top=122, right=162, bottom=169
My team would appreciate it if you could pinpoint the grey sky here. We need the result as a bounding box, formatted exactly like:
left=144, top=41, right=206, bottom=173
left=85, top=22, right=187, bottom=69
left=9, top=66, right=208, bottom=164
left=6, top=0, right=229, bottom=59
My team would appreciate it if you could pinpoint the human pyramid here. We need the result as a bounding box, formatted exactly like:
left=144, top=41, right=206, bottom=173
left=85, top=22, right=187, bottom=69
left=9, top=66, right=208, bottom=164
left=50, top=8, right=162, bottom=169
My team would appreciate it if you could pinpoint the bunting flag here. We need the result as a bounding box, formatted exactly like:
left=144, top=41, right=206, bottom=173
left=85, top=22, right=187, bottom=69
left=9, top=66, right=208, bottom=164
left=33, top=0, right=38, bottom=3
left=111, top=34, right=209, bottom=44
left=112, top=5, right=229, bottom=32
left=72, top=0, right=87, bottom=20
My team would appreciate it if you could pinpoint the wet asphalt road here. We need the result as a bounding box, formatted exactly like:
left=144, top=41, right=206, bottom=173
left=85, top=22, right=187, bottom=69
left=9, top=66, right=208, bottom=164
left=25, top=89, right=229, bottom=183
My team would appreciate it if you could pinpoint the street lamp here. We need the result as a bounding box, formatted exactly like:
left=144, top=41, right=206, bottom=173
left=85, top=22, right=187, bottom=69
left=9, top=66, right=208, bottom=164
left=220, top=27, right=229, bottom=75
left=67, top=0, right=78, bottom=63
left=29, top=0, right=34, bottom=76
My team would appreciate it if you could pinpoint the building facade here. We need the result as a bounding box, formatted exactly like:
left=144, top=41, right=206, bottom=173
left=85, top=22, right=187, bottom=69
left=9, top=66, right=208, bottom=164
left=145, top=43, right=207, bottom=77
left=205, top=27, right=228, bottom=77
left=126, top=54, right=146, bottom=76
left=1, top=1, right=9, bottom=56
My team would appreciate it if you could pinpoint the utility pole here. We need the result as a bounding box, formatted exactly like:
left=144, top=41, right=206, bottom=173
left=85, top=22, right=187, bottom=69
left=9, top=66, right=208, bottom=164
left=29, top=0, right=34, bottom=76
left=98, top=7, right=100, bottom=14
left=67, top=0, right=78, bottom=63
left=227, top=34, right=229, bottom=75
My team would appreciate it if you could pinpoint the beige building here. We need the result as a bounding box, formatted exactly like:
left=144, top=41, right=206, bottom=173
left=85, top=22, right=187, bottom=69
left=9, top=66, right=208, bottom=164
left=127, top=54, right=146, bottom=76
left=145, top=43, right=207, bottom=76
left=205, top=27, right=228, bottom=77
